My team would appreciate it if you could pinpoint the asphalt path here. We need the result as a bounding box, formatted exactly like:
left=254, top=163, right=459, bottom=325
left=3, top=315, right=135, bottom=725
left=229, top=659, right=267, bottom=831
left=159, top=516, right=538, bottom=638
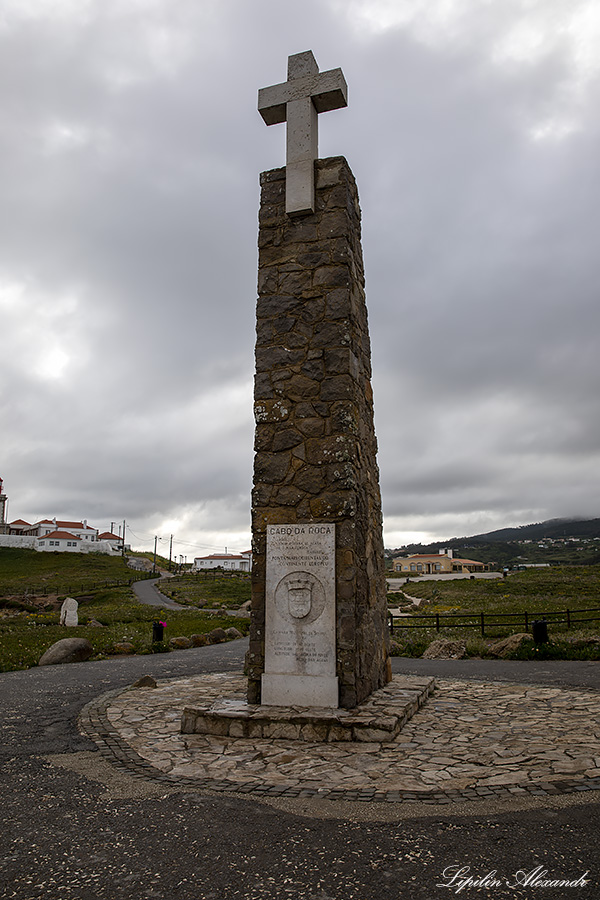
left=132, top=576, right=184, bottom=610
left=1, top=642, right=598, bottom=899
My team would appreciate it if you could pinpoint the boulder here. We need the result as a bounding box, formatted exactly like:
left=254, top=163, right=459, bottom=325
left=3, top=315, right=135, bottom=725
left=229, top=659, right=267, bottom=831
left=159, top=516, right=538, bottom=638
left=87, top=618, right=105, bottom=628
left=207, top=627, right=228, bottom=644
left=225, top=626, right=243, bottom=640
left=39, top=638, right=93, bottom=667
left=422, top=639, right=467, bottom=660
left=488, top=633, right=533, bottom=658
left=169, top=636, right=193, bottom=650
left=190, top=633, right=209, bottom=647
left=113, top=641, right=136, bottom=654
left=132, top=675, right=157, bottom=688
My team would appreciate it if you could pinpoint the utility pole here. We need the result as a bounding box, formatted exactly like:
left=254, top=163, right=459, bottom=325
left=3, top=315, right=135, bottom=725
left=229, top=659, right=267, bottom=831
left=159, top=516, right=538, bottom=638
left=153, top=535, right=157, bottom=574
left=122, top=520, right=126, bottom=557
left=169, top=534, right=173, bottom=571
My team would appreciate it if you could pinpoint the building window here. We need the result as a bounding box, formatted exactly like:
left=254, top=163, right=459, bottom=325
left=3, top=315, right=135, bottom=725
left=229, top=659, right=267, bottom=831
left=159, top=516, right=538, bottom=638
left=410, top=564, right=416, bottom=571
left=39, top=541, right=45, bottom=546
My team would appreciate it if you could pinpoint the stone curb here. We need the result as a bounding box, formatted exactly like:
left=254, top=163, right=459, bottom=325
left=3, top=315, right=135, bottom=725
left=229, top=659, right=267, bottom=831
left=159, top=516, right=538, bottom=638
left=78, top=683, right=600, bottom=805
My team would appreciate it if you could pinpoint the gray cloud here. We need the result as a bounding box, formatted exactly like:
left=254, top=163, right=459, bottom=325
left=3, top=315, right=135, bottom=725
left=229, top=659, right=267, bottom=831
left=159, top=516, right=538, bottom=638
left=1, top=0, right=599, bottom=551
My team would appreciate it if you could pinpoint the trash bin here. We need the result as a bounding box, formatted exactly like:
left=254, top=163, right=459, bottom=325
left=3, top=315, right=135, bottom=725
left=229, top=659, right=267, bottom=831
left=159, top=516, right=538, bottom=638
left=532, top=619, right=548, bottom=643
left=152, top=621, right=164, bottom=642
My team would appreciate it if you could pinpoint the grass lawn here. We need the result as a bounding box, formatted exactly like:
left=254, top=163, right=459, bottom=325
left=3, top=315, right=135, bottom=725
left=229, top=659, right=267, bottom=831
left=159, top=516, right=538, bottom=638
left=0, top=547, right=149, bottom=597
left=387, top=566, right=600, bottom=659
left=159, top=572, right=251, bottom=609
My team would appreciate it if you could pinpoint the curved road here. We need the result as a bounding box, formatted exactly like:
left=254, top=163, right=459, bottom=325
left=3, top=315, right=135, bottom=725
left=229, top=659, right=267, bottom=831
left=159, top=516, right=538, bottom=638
left=0, top=644, right=598, bottom=899
left=132, top=576, right=184, bottom=610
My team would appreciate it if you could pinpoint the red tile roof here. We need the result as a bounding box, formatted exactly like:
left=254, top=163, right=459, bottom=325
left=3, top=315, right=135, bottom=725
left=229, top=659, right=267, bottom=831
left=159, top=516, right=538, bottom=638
left=38, top=531, right=81, bottom=541
left=196, top=554, right=244, bottom=560
left=38, top=519, right=93, bottom=530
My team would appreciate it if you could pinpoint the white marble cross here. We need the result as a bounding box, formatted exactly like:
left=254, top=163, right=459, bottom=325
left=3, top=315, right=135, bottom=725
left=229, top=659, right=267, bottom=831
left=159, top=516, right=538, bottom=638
left=258, top=51, right=348, bottom=216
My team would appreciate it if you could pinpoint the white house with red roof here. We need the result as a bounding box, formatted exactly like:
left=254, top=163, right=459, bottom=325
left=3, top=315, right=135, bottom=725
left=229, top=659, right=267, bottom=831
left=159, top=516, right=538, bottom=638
left=193, top=551, right=252, bottom=572
left=0, top=478, right=121, bottom=554
left=36, top=530, right=83, bottom=552
left=392, top=549, right=487, bottom=574
left=97, top=531, right=123, bottom=551
left=0, top=516, right=122, bottom=555
left=31, top=518, right=98, bottom=542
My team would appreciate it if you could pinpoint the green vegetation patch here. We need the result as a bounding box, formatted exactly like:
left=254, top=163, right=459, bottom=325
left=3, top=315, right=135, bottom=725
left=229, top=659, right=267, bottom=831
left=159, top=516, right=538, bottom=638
left=387, top=566, right=600, bottom=658
left=0, top=583, right=249, bottom=672
left=392, top=566, right=600, bottom=614
left=0, top=547, right=148, bottom=597
left=159, top=573, right=251, bottom=609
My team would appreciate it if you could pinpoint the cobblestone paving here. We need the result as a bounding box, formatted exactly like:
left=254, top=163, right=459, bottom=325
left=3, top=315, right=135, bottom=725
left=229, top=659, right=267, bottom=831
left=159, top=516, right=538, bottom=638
left=79, top=673, right=600, bottom=804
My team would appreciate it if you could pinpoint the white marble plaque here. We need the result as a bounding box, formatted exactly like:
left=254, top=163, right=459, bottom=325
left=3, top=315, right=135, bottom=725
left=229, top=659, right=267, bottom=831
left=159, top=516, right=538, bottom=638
left=262, top=523, right=338, bottom=708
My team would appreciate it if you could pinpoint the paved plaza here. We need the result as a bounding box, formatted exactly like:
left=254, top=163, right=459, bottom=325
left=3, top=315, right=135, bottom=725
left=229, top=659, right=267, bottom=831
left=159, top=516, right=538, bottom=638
left=2, top=646, right=599, bottom=899
left=81, top=670, right=600, bottom=805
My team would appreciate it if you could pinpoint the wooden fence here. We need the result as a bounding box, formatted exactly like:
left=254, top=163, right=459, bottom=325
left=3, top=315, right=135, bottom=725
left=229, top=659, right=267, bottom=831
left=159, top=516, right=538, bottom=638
left=5, top=572, right=155, bottom=599
left=388, top=606, right=600, bottom=637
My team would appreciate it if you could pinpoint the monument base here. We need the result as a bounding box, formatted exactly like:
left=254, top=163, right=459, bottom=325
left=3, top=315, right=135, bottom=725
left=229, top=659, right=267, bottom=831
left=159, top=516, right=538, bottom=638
left=261, top=673, right=339, bottom=708
left=181, top=675, right=435, bottom=743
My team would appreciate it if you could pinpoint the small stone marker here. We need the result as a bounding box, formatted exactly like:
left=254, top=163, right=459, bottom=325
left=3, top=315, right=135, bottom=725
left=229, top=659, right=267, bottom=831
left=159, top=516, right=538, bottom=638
left=262, top=523, right=337, bottom=707
left=258, top=50, right=347, bottom=216
left=59, top=597, right=78, bottom=627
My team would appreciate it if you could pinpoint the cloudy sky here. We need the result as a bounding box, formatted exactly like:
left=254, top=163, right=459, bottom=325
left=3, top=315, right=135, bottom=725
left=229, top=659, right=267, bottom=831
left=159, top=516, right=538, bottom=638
left=2, top=0, right=599, bottom=556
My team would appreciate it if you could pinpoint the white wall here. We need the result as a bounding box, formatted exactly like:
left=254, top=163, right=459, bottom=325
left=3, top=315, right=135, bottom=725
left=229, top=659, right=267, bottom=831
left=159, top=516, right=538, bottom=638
left=0, top=534, right=36, bottom=549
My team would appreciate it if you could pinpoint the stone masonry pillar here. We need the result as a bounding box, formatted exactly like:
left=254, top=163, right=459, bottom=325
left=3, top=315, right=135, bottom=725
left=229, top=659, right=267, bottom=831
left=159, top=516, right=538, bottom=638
left=246, top=156, right=390, bottom=709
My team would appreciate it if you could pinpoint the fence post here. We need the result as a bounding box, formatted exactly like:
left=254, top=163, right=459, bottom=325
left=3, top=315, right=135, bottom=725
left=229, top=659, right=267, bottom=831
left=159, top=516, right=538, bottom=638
left=524, top=611, right=528, bottom=632
left=435, top=613, right=440, bottom=632
left=566, top=609, right=571, bottom=629
left=480, top=612, right=485, bottom=636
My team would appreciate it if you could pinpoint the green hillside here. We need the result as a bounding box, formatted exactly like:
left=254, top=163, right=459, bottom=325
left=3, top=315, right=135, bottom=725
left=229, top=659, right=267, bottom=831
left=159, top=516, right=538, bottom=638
left=0, top=547, right=147, bottom=597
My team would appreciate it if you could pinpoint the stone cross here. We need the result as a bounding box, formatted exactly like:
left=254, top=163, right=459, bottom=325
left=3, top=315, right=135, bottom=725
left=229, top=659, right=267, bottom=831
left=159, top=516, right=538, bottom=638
left=258, top=51, right=348, bottom=216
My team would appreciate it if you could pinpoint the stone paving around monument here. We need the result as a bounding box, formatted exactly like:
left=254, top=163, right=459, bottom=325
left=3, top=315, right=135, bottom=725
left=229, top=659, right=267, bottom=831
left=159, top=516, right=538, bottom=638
left=79, top=673, right=600, bottom=804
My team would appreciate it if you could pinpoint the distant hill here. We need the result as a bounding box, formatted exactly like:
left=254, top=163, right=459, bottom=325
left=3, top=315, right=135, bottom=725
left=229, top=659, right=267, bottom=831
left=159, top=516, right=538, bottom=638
left=389, top=518, right=600, bottom=568
left=448, top=518, right=600, bottom=545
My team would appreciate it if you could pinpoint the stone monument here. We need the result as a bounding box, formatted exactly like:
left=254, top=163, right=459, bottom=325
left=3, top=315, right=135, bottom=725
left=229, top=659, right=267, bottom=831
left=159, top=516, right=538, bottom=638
left=246, top=51, right=390, bottom=710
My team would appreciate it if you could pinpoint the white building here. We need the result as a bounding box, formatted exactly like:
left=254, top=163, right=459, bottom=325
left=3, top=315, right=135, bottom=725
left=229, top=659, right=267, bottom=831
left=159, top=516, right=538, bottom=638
left=37, top=530, right=83, bottom=552
left=32, top=518, right=99, bottom=542
left=97, top=531, right=124, bottom=551
left=0, top=516, right=122, bottom=555
left=193, top=551, right=252, bottom=572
